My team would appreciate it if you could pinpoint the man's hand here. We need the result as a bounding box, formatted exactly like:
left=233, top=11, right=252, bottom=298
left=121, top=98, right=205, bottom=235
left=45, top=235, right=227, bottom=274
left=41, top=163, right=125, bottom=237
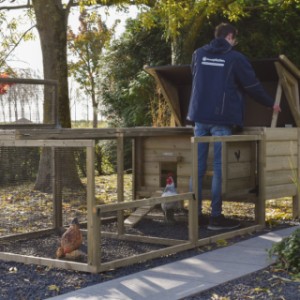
left=273, top=104, right=281, bottom=113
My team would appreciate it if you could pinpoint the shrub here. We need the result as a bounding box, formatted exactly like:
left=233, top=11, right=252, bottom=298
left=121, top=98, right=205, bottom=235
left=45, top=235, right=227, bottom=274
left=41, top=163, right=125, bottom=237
left=268, top=228, right=300, bottom=275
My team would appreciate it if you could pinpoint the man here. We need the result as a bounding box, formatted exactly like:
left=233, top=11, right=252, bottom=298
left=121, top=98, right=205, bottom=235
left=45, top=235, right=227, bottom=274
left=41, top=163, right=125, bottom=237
left=187, top=23, right=281, bottom=230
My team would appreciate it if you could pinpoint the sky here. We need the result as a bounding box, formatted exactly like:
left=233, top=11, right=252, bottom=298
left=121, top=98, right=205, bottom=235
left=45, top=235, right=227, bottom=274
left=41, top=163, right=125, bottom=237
left=10, top=5, right=139, bottom=74
left=6, top=5, right=139, bottom=121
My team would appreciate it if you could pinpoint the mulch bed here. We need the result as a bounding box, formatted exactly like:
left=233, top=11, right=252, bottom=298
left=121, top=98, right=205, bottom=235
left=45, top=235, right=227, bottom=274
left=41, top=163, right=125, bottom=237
left=0, top=211, right=255, bottom=263
left=0, top=212, right=297, bottom=300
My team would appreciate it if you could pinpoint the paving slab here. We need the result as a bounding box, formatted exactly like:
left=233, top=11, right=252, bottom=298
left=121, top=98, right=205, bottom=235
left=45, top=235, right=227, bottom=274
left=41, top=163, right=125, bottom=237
left=48, top=225, right=300, bottom=300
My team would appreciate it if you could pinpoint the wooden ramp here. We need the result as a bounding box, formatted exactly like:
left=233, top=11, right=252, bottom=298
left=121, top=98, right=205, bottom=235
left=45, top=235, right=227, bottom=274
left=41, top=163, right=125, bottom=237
left=124, top=205, right=155, bottom=227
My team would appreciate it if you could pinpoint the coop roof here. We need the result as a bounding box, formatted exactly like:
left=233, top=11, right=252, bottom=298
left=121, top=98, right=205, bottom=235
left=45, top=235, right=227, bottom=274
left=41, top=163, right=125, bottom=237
left=145, top=55, right=300, bottom=128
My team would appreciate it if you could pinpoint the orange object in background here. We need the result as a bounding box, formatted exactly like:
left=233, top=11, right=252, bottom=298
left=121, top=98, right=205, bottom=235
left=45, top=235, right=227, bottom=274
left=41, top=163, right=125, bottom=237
left=0, top=73, right=14, bottom=95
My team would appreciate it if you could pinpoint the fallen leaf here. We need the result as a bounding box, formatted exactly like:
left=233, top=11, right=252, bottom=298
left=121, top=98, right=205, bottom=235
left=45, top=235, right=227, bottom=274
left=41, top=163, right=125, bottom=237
left=8, top=266, right=17, bottom=273
left=48, top=284, right=60, bottom=292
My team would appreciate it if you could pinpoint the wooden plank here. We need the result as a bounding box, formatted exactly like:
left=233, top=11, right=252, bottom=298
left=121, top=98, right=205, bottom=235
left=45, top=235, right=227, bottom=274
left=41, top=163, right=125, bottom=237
left=264, top=127, right=298, bottom=140
left=275, top=62, right=300, bottom=127
left=0, top=130, right=16, bottom=140
left=144, top=150, right=192, bottom=163
left=156, top=154, right=183, bottom=162
left=136, top=190, right=155, bottom=198
left=222, top=139, right=227, bottom=194
left=0, top=228, right=56, bottom=242
left=177, top=176, right=192, bottom=187
left=144, top=175, right=160, bottom=187
left=15, top=127, right=193, bottom=140
left=279, top=54, right=300, bottom=78
left=101, top=231, right=187, bottom=246
left=118, top=127, right=193, bottom=137
left=193, top=135, right=261, bottom=144
left=226, top=142, right=252, bottom=163
left=191, top=137, right=199, bottom=242
left=266, top=141, right=297, bottom=156
left=98, top=242, right=194, bottom=273
left=117, top=134, right=125, bottom=235
left=226, top=177, right=253, bottom=192
left=97, top=193, right=194, bottom=213
left=177, top=163, right=193, bottom=176
left=152, top=75, right=182, bottom=126
left=265, top=183, right=297, bottom=199
left=0, top=139, right=94, bottom=147
left=132, top=137, right=143, bottom=200
left=203, top=189, right=257, bottom=202
left=124, top=205, right=154, bottom=227
left=196, top=225, right=264, bottom=246
left=86, top=142, right=99, bottom=268
left=143, top=162, right=160, bottom=175
left=271, top=82, right=282, bottom=128
left=0, top=252, right=92, bottom=273
left=266, top=155, right=297, bottom=171
left=227, top=162, right=251, bottom=179
left=265, top=170, right=295, bottom=186
left=281, top=63, right=300, bottom=111
left=293, top=128, right=300, bottom=218
left=143, top=136, right=191, bottom=150
left=257, top=136, right=266, bottom=225
left=53, top=148, right=62, bottom=228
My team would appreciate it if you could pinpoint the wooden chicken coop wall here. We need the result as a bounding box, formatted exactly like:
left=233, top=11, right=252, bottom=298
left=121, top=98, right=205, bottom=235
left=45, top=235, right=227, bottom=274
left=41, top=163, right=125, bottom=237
left=262, top=128, right=300, bottom=218
left=134, top=134, right=193, bottom=198
left=221, top=139, right=257, bottom=200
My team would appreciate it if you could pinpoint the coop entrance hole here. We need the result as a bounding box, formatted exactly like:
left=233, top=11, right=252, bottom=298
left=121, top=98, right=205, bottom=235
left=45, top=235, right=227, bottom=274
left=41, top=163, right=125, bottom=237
left=160, top=162, right=177, bottom=187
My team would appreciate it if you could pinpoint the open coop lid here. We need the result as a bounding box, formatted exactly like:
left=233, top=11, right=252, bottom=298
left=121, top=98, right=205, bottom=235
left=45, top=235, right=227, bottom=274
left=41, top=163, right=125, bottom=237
left=145, top=55, right=300, bottom=128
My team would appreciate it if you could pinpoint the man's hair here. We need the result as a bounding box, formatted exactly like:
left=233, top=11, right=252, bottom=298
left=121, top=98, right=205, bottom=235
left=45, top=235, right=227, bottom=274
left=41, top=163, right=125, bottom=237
left=214, top=23, right=237, bottom=39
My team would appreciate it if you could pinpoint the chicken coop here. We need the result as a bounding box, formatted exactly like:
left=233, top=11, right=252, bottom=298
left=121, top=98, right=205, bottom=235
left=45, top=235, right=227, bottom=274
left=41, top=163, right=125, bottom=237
left=144, top=54, right=300, bottom=225
left=0, top=55, right=300, bottom=274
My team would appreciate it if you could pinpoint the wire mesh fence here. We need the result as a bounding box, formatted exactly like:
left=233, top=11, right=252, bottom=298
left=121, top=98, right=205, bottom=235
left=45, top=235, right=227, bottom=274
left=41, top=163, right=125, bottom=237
left=0, top=142, right=95, bottom=237
left=0, top=77, right=58, bottom=127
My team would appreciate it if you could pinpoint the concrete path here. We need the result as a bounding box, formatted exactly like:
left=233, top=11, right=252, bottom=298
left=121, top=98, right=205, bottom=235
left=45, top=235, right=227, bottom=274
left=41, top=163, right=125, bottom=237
left=48, top=225, right=300, bottom=300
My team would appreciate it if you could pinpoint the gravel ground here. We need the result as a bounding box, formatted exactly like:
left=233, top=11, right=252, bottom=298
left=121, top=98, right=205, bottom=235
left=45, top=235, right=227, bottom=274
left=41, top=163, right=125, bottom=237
left=0, top=216, right=299, bottom=300
left=183, top=266, right=300, bottom=300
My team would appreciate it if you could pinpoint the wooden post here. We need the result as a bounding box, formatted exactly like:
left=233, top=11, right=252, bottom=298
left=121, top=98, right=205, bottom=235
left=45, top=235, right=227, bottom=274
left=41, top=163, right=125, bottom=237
left=271, top=82, right=282, bottom=128
left=190, top=137, right=198, bottom=243
left=293, top=129, right=300, bottom=219
left=275, top=62, right=300, bottom=127
left=86, top=141, right=99, bottom=269
left=132, top=137, right=143, bottom=199
left=222, top=141, right=227, bottom=195
left=52, top=147, right=62, bottom=229
left=257, top=132, right=266, bottom=226
left=117, top=133, right=125, bottom=235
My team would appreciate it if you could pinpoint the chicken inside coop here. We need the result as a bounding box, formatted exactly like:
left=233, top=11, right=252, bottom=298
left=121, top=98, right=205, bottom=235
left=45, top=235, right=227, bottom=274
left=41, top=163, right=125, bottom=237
left=161, top=174, right=181, bottom=224
left=56, top=217, right=83, bottom=259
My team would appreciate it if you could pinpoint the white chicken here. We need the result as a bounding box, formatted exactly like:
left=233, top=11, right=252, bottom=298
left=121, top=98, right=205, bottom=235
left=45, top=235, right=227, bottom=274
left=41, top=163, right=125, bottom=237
left=161, top=175, right=180, bottom=223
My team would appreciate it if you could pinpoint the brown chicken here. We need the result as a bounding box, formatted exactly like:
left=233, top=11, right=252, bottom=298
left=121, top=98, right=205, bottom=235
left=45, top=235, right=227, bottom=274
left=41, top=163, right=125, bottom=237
left=56, top=218, right=82, bottom=258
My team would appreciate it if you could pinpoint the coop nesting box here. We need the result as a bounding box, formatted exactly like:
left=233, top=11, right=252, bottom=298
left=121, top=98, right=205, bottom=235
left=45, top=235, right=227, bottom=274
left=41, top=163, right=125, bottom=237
left=141, top=55, right=300, bottom=219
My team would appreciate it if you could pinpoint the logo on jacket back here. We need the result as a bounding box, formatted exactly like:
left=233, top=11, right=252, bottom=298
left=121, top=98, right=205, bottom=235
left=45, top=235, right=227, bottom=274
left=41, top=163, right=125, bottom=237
left=202, top=57, right=225, bottom=67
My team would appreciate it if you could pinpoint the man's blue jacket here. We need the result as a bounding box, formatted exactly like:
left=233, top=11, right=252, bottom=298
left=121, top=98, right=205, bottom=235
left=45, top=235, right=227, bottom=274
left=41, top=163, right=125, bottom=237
left=187, top=38, right=274, bottom=127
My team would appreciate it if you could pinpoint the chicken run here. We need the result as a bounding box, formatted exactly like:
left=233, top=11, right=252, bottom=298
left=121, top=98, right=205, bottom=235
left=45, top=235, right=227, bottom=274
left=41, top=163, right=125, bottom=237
left=0, top=55, right=300, bottom=273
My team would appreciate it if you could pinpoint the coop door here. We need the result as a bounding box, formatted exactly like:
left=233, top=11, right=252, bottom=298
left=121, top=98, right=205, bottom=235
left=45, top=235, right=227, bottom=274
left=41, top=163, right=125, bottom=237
left=160, top=162, right=177, bottom=188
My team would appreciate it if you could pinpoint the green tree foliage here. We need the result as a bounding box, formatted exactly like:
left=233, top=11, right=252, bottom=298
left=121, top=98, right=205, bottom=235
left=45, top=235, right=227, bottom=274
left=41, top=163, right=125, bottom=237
left=0, top=10, right=34, bottom=74
left=101, top=16, right=171, bottom=127
left=233, top=1, right=300, bottom=65
left=138, top=0, right=243, bottom=63
left=68, top=9, right=117, bottom=128
left=138, top=0, right=300, bottom=64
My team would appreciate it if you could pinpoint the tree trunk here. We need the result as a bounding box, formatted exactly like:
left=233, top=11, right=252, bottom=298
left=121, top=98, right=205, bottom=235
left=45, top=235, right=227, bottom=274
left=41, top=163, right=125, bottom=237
left=92, top=89, right=98, bottom=128
left=32, top=0, right=83, bottom=192
left=171, top=33, right=194, bottom=65
left=171, top=12, right=207, bottom=65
